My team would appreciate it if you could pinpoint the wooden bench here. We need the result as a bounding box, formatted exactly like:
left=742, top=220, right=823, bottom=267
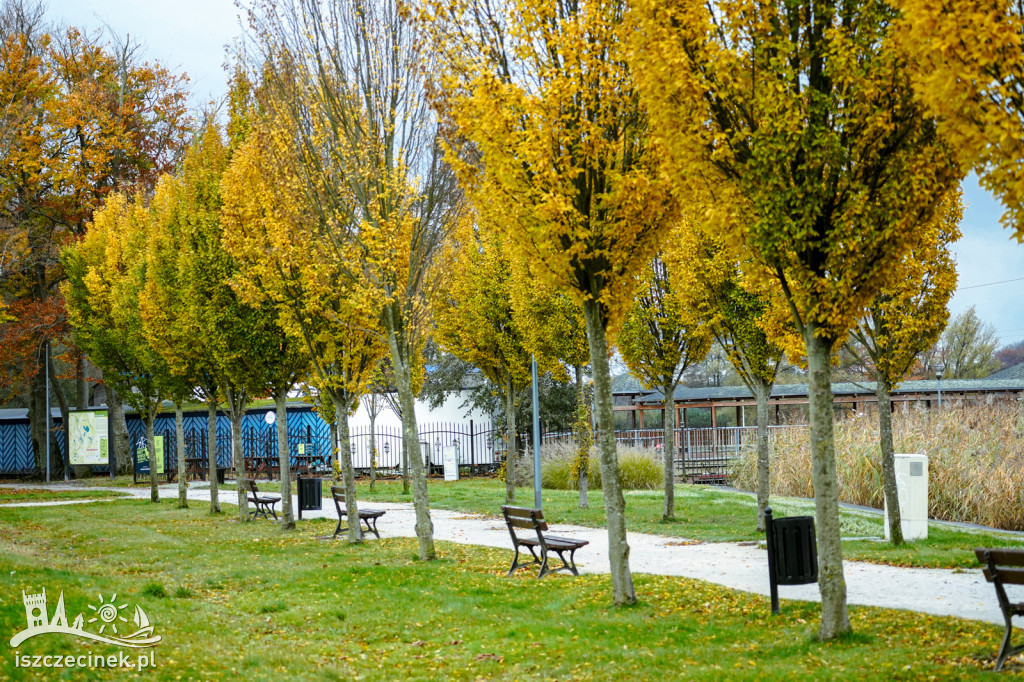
left=501, top=505, right=588, bottom=579
left=331, top=486, right=386, bottom=539
left=976, top=548, right=1024, bottom=671
left=242, top=479, right=280, bottom=520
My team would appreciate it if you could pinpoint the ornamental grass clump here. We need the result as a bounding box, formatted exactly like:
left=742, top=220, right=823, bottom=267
left=733, top=400, right=1024, bottom=531
left=534, top=442, right=663, bottom=491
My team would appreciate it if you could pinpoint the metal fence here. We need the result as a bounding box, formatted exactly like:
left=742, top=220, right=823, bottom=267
left=540, top=424, right=801, bottom=484
left=348, top=421, right=501, bottom=474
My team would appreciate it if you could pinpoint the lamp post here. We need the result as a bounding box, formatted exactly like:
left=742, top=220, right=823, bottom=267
left=532, top=355, right=541, bottom=510
left=44, top=342, right=50, bottom=482
left=936, top=365, right=944, bottom=409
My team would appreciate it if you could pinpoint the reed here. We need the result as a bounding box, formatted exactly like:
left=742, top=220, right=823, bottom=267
left=732, top=399, right=1024, bottom=531
left=520, top=442, right=664, bottom=491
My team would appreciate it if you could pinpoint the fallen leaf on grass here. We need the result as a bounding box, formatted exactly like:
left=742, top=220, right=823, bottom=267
left=474, top=653, right=503, bottom=662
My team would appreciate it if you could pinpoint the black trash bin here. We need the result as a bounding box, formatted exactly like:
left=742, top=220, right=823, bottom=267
left=764, top=507, right=818, bottom=614
left=216, top=467, right=226, bottom=485
left=297, top=477, right=322, bottom=520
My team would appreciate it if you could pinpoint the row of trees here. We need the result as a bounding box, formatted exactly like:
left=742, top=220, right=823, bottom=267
left=420, top=0, right=972, bottom=641
left=16, top=0, right=1024, bottom=644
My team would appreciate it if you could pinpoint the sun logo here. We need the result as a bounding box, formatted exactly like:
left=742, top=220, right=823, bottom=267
left=86, top=594, right=128, bottom=635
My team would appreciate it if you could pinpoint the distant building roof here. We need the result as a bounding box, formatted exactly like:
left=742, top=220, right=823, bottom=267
left=631, top=378, right=1024, bottom=406
left=0, top=408, right=62, bottom=421
left=987, top=362, right=1024, bottom=381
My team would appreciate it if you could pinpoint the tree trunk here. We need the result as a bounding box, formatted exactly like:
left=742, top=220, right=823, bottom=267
left=505, top=377, right=516, bottom=504
left=207, top=400, right=220, bottom=514
left=388, top=334, right=435, bottom=560
left=369, top=394, right=377, bottom=491
left=877, top=378, right=903, bottom=545
left=146, top=409, right=159, bottom=503
left=662, top=382, right=677, bottom=521
left=754, top=378, right=771, bottom=532
left=276, top=388, right=295, bottom=530
left=329, top=420, right=338, bottom=476
left=29, top=368, right=47, bottom=475
left=176, top=402, right=187, bottom=508
left=583, top=299, right=636, bottom=605
left=805, top=323, right=851, bottom=640
left=108, top=385, right=131, bottom=475
left=576, top=364, right=588, bottom=509
left=225, top=386, right=248, bottom=522
left=47, top=349, right=70, bottom=481
left=333, top=395, right=363, bottom=542
left=76, top=353, right=88, bottom=410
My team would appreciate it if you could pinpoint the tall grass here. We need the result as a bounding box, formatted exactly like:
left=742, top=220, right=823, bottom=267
left=513, top=442, right=664, bottom=491
left=732, top=399, right=1024, bottom=531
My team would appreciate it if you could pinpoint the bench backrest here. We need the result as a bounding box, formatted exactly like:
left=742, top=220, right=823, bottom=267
left=241, top=479, right=258, bottom=495
left=331, top=486, right=348, bottom=516
left=502, top=505, right=550, bottom=551
left=976, top=548, right=1024, bottom=585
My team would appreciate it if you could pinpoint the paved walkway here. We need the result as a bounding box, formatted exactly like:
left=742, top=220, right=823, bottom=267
left=0, top=482, right=1017, bottom=627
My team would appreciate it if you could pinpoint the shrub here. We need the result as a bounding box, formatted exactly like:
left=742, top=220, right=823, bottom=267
left=527, top=441, right=663, bottom=491
left=141, top=582, right=166, bottom=598
left=732, top=400, right=1024, bottom=531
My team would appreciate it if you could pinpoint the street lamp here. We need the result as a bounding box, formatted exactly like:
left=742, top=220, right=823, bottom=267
left=935, top=364, right=944, bottom=409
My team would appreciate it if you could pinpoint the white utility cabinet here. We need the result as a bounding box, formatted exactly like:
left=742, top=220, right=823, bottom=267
left=884, top=453, right=929, bottom=541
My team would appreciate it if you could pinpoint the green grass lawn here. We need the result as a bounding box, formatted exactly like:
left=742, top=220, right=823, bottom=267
left=0, top=500, right=1018, bottom=679
left=0, top=487, right=131, bottom=503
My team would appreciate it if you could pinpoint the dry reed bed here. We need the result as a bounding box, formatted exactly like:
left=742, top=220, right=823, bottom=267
left=732, top=399, right=1024, bottom=531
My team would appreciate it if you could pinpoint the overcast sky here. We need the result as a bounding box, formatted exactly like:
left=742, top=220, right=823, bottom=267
left=45, top=0, right=1024, bottom=348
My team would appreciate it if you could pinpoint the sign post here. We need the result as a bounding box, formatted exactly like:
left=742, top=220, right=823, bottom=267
left=68, top=409, right=111, bottom=468
left=443, top=446, right=459, bottom=482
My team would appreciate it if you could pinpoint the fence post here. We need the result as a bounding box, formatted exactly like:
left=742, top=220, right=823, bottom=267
left=470, top=419, right=475, bottom=469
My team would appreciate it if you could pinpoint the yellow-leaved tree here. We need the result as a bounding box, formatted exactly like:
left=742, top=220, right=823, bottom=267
left=244, top=0, right=459, bottom=559
left=62, top=193, right=169, bottom=504
left=618, top=248, right=711, bottom=522
left=633, top=0, right=962, bottom=637
left=676, top=227, right=787, bottom=531
left=434, top=213, right=533, bottom=504
left=845, top=193, right=962, bottom=545
left=895, top=0, right=1024, bottom=237
left=508, top=255, right=593, bottom=507
left=429, top=0, right=678, bottom=605
left=221, top=106, right=388, bottom=541
left=144, top=174, right=224, bottom=511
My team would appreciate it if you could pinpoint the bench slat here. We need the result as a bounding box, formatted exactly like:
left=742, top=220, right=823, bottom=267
left=982, top=567, right=1024, bottom=585
left=502, top=506, right=549, bottom=531
left=975, top=548, right=1024, bottom=567
left=505, top=517, right=542, bottom=530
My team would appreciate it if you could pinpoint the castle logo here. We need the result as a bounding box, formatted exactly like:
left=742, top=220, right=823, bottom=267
left=10, top=588, right=161, bottom=649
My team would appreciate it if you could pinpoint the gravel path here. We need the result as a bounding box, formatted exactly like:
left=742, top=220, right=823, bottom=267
left=0, top=482, right=1017, bottom=627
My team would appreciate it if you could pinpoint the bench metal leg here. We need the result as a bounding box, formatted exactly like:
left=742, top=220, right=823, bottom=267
left=538, top=547, right=580, bottom=579
left=995, top=615, right=1024, bottom=671
left=507, top=544, right=541, bottom=576
left=361, top=516, right=381, bottom=540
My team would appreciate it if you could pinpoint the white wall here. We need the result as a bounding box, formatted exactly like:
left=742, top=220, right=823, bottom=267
left=348, top=390, right=492, bottom=430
